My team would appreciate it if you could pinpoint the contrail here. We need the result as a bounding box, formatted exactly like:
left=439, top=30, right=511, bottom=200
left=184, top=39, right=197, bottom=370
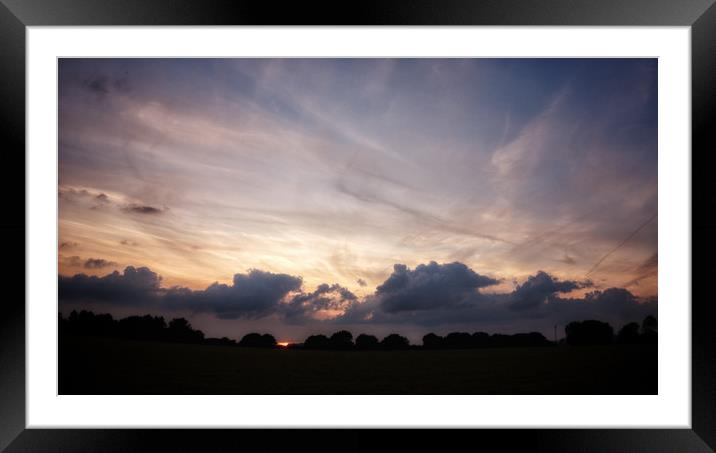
left=585, top=212, right=658, bottom=277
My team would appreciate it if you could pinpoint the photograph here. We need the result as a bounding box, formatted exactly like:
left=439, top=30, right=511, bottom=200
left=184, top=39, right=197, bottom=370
left=2, top=0, right=711, bottom=447
left=57, top=57, right=658, bottom=395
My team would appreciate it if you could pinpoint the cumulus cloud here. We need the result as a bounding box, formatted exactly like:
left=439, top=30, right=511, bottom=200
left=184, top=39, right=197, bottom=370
left=60, top=265, right=303, bottom=320
left=509, top=271, right=591, bottom=311
left=337, top=262, right=653, bottom=331
left=167, top=270, right=303, bottom=319
left=59, top=266, right=163, bottom=306
left=284, top=283, right=357, bottom=320
left=376, top=261, right=499, bottom=313
left=58, top=261, right=655, bottom=332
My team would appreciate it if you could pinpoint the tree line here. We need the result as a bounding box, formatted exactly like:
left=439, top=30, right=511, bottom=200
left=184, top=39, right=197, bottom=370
left=60, top=310, right=657, bottom=350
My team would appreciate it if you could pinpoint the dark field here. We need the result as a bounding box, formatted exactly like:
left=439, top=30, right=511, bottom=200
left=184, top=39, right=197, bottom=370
left=59, top=336, right=657, bottom=394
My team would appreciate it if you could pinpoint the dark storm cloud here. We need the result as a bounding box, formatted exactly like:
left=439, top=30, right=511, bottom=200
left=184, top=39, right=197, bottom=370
left=376, top=261, right=499, bottom=313
left=83, top=258, right=117, bottom=269
left=121, top=204, right=166, bottom=215
left=509, top=271, right=591, bottom=311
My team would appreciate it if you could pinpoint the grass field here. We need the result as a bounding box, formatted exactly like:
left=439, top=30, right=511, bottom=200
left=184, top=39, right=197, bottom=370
left=59, top=335, right=657, bottom=394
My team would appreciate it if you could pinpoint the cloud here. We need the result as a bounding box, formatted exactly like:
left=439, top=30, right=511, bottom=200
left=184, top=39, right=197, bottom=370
left=622, top=253, right=658, bottom=288
left=59, top=266, right=163, bottom=306
left=60, top=265, right=302, bottom=320
left=284, top=283, right=357, bottom=320
left=121, top=204, right=166, bottom=215
left=58, top=261, right=656, bottom=332
left=545, top=287, right=656, bottom=326
left=84, top=258, right=117, bottom=269
left=59, top=186, right=167, bottom=215
left=637, top=253, right=658, bottom=272
left=375, top=261, right=499, bottom=313
left=83, top=75, right=110, bottom=94
left=59, top=241, right=79, bottom=250
left=509, top=271, right=590, bottom=311
left=60, top=255, right=84, bottom=267
left=82, top=73, right=130, bottom=97
left=337, top=263, right=653, bottom=330
left=167, top=270, right=303, bottom=319
left=356, top=278, right=367, bottom=287
left=61, top=255, right=118, bottom=270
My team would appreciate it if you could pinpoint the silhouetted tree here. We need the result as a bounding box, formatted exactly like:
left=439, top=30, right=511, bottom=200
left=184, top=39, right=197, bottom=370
left=205, top=337, right=237, bottom=346
left=118, top=314, right=167, bottom=340
left=355, top=334, right=379, bottom=350
left=303, top=334, right=330, bottom=350
left=380, top=334, right=410, bottom=350
left=471, top=332, right=490, bottom=348
left=167, top=317, right=205, bottom=343
left=422, top=332, right=444, bottom=349
left=329, top=330, right=354, bottom=350
left=444, top=332, right=472, bottom=349
left=642, top=315, right=657, bottom=333
left=511, top=332, right=550, bottom=347
left=67, top=310, right=118, bottom=336
left=617, top=322, right=641, bottom=344
left=239, top=332, right=276, bottom=348
left=261, top=333, right=277, bottom=348
left=641, top=315, right=658, bottom=343
left=61, top=310, right=214, bottom=343
left=490, top=333, right=511, bottom=348
left=565, top=320, right=614, bottom=345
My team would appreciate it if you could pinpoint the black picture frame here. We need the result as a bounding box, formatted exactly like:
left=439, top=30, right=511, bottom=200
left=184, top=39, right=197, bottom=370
left=2, top=0, right=714, bottom=451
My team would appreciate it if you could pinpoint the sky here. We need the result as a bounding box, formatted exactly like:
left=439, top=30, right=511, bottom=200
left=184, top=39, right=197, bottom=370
left=58, top=58, right=658, bottom=342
